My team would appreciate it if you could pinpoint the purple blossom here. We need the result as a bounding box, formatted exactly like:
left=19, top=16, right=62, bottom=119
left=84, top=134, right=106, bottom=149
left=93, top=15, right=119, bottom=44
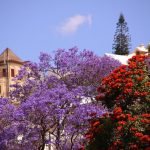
left=6, top=47, right=121, bottom=149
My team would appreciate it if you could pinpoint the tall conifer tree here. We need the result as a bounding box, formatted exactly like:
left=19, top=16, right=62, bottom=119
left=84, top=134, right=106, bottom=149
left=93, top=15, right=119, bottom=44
left=112, top=14, right=131, bottom=55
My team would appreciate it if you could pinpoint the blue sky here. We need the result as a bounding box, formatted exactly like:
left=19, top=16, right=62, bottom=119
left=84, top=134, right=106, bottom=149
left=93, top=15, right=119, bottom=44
left=0, top=0, right=150, bottom=62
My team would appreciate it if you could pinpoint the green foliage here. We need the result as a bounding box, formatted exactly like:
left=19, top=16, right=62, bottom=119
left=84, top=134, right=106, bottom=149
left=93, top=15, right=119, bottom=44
left=86, top=117, right=115, bottom=150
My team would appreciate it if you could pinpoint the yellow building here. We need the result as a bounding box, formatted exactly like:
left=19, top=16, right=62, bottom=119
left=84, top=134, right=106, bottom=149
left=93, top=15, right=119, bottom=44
left=0, top=48, right=24, bottom=97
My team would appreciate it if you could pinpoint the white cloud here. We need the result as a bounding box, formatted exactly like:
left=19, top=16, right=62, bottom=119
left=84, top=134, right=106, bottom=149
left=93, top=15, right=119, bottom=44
left=58, top=14, right=92, bottom=36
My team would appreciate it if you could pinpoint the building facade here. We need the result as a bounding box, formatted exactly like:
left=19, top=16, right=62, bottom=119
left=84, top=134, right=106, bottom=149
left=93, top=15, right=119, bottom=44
left=0, top=48, right=24, bottom=97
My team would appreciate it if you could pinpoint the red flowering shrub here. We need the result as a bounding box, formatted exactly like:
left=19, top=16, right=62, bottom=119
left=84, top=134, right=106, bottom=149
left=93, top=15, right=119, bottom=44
left=83, top=55, right=150, bottom=150
left=85, top=107, right=150, bottom=150
left=96, top=55, right=150, bottom=110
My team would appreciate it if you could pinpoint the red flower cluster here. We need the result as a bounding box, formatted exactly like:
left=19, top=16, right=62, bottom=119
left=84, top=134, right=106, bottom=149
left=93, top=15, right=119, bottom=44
left=85, top=107, right=150, bottom=149
left=85, top=120, right=101, bottom=141
left=83, top=55, right=150, bottom=150
left=96, top=55, right=150, bottom=109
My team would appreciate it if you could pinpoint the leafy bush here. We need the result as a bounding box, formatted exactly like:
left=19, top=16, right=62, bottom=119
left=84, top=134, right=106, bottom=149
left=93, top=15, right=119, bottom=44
left=85, top=107, right=150, bottom=150
left=96, top=55, right=150, bottom=111
left=83, top=55, right=150, bottom=150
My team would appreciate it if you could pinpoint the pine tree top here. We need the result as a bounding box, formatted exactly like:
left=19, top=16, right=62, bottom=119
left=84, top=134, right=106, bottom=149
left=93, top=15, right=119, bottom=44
left=119, top=14, right=125, bottom=23
left=112, top=13, right=131, bottom=55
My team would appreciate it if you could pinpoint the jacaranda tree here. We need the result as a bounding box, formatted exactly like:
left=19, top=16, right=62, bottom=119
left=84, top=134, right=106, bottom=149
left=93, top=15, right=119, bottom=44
left=1, top=47, right=121, bottom=150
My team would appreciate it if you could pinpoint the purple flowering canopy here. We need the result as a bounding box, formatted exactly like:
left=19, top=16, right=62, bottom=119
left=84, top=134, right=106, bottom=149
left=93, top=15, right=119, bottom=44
left=0, top=47, right=121, bottom=150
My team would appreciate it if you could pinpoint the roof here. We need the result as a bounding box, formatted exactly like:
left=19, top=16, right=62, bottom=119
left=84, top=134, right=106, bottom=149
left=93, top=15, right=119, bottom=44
left=106, top=44, right=149, bottom=65
left=0, top=48, right=23, bottom=64
left=105, top=53, right=135, bottom=65
left=132, top=44, right=148, bottom=53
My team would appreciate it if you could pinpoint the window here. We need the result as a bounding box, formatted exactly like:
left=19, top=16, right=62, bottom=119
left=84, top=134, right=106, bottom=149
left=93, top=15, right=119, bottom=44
left=11, top=69, right=15, bottom=77
left=3, top=69, right=7, bottom=77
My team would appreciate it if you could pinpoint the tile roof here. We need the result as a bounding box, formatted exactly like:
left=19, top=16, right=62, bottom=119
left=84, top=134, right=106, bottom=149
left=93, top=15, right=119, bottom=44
left=0, top=48, right=23, bottom=63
